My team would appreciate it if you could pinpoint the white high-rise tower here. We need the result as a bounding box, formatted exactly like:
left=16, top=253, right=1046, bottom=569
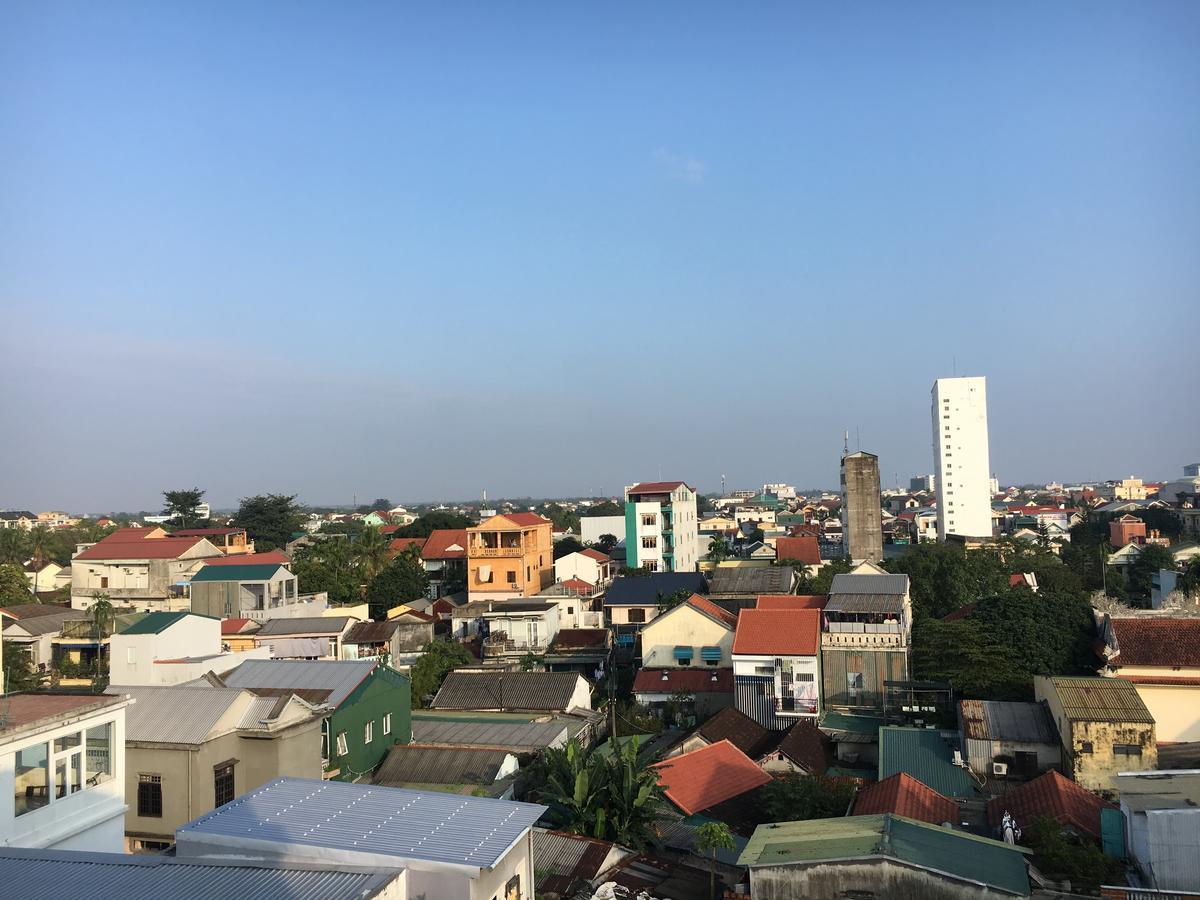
left=931, top=376, right=993, bottom=539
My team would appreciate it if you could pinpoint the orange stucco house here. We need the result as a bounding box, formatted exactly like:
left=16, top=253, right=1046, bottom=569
left=467, top=513, right=554, bottom=600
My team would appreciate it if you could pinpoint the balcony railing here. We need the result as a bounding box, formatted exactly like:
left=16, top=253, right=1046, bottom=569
left=470, top=545, right=525, bottom=558
left=482, top=636, right=549, bottom=657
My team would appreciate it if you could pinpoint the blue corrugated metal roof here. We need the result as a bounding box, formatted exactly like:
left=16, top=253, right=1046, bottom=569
left=176, top=777, right=547, bottom=870
left=0, top=846, right=398, bottom=899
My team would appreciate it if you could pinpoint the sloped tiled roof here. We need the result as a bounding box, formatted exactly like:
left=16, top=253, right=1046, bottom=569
left=854, top=772, right=958, bottom=824
left=74, top=535, right=210, bottom=561
left=578, top=548, right=610, bottom=563
left=431, top=671, right=587, bottom=711
left=681, top=594, right=738, bottom=629
left=202, top=550, right=290, bottom=567
left=605, top=573, right=708, bottom=606
left=632, top=667, right=733, bottom=694
left=550, top=628, right=610, bottom=651
left=986, top=770, right=1112, bottom=840
left=1110, top=617, right=1200, bottom=668
left=421, top=529, right=469, bottom=560
left=343, top=621, right=399, bottom=644
left=733, top=609, right=820, bottom=656
left=775, top=721, right=830, bottom=774
left=694, top=707, right=772, bottom=758
left=627, top=481, right=690, bottom=494
left=650, top=740, right=771, bottom=815
left=502, top=512, right=552, bottom=527
left=220, top=618, right=257, bottom=636
left=774, top=536, right=822, bottom=565
left=757, top=594, right=827, bottom=610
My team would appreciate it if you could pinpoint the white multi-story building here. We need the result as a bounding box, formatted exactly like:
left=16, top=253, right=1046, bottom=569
left=931, top=376, right=993, bottom=540
left=624, top=482, right=699, bottom=573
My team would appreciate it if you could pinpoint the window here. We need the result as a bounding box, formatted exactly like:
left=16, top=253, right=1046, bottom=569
left=642, top=561, right=658, bottom=572
left=627, top=608, right=646, bottom=624
left=641, top=536, right=657, bottom=549
left=1078, top=741, right=1093, bottom=754
left=364, top=721, right=374, bottom=744
left=335, top=731, right=348, bottom=756
left=506, top=570, right=517, bottom=584
left=1113, top=743, right=1142, bottom=757
left=795, top=672, right=814, bottom=682
left=86, top=723, right=113, bottom=786
left=14, top=742, right=49, bottom=817
left=641, top=514, right=656, bottom=527
left=526, top=566, right=531, bottom=581
left=383, top=713, right=392, bottom=735
left=138, top=774, right=163, bottom=818
left=99, top=576, right=108, bottom=589
left=214, top=763, right=235, bottom=808
left=754, top=665, right=775, bottom=676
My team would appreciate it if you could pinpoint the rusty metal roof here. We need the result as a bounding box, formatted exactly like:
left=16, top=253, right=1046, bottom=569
left=1041, top=676, right=1154, bottom=724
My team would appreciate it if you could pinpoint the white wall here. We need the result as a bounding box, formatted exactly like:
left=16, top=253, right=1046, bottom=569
left=554, top=553, right=601, bottom=585
left=932, top=377, right=993, bottom=539
left=109, top=615, right=220, bottom=684
left=581, top=516, right=626, bottom=545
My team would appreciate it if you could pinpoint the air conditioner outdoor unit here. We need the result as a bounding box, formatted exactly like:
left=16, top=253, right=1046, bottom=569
left=952, top=750, right=964, bottom=767
left=993, top=762, right=1009, bottom=777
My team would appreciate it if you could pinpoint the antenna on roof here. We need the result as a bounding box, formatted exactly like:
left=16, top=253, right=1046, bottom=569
left=843, top=431, right=849, bottom=458
left=856, top=427, right=861, bottom=452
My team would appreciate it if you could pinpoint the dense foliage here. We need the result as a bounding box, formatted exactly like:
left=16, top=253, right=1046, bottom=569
left=290, top=538, right=359, bottom=604
left=553, top=536, right=585, bottom=560
left=0, top=563, right=34, bottom=606
left=365, top=556, right=429, bottom=620
left=162, top=487, right=206, bottom=527
left=0, top=520, right=115, bottom=567
left=395, top=511, right=472, bottom=538
left=761, top=776, right=857, bottom=822
left=409, top=639, right=475, bottom=706
left=233, top=493, right=306, bottom=551
left=1021, top=816, right=1125, bottom=890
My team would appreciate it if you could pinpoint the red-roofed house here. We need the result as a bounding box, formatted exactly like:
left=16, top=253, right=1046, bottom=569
left=202, top=550, right=291, bottom=567
left=757, top=595, right=828, bottom=611
left=640, top=593, right=738, bottom=670
left=467, top=514, right=554, bottom=600
left=632, top=667, right=735, bottom=717
left=774, top=536, right=822, bottom=569
left=650, top=740, right=771, bottom=816
left=70, top=529, right=225, bottom=611
left=554, top=549, right=614, bottom=590
left=854, top=772, right=959, bottom=825
left=419, top=528, right=469, bottom=597
left=170, top=526, right=254, bottom=555
left=1103, top=617, right=1200, bottom=742
left=220, top=617, right=261, bottom=652
left=733, top=609, right=821, bottom=728
left=986, top=770, right=1113, bottom=841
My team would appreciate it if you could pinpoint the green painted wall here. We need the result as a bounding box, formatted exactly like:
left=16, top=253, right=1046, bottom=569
left=329, top=665, right=412, bottom=780
left=625, top=503, right=638, bottom=569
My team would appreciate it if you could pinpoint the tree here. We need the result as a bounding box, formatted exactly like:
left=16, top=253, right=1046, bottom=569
left=353, top=526, right=392, bottom=584
left=396, top=511, right=472, bottom=538
left=233, top=494, right=306, bottom=551
left=695, top=494, right=715, bottom=516
left=368, top=498, right=392, bottom=512
left=761, top=776, right=857, bottom=822
left=163, top=488, right=205, bottom=528
left=0, top=529, right=27, bottom=565
left=538, top=503, right=581, bottom=535
left=656, top=588, right=692, bottom=614
left=0, top=563, right=33, bottom=606
left=365, top=557, right=428, bottom=620
left=554, top=536, right=585, bottom=560
left=2, top=640, right=40, bottom=691
left=89, top=593, right=115, bottom=693
left=409, top=639, right=474, bottom=706
left=291, top=538, right=358, bottom=605
left=1021, top=815, right=1125, bottom=891
left=27, top=525, right=51, bottom=568
left=695, top=822, right=736, bottom=900
left=584, top=500, right=623, bottom=518
left=707, top=534, right=729, bottom=562
left=810, top=557, right=855, bottom=595
left=595, top=533, right=619, bottom=554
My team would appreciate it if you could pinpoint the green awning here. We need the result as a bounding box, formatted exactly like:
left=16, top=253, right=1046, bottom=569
left=673, top=646, right=693, bottom=660
left=700, top=647, right=722, bottom=661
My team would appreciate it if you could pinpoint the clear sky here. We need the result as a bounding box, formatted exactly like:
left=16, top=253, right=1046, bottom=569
left=2, top=2, right=1198, bottom=512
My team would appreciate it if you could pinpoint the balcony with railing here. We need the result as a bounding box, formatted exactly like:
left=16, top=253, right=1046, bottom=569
left=469, top=531, right=530, bottom=558
left=482, top=632, right=549, bottom=657
left=822, top=621, right=906, bottom=648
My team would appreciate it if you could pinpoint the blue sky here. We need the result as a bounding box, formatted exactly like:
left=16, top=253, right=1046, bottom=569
left=2, top=2, right=1197, bottom=511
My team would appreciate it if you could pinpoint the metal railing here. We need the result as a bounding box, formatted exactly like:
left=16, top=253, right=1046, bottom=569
left=470, top=545, right=526, bottom=558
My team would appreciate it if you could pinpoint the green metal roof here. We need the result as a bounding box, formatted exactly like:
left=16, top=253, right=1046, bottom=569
left=190, top=563, right=286, bottom=583
left=119, top=611, right=191, bottom=635
left=739, top=814, right=1031, bottom=896
left=820, top=712, right=886, bottom=735
left=878, top=727, right=977, bottom=798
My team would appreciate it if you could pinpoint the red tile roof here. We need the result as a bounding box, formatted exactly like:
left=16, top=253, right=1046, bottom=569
left=380, top=525, right=401, bottom=535
left=1120, top=675, right=1200, bottom=685
left=579, top=548, right=610, bottom=563
left=504, top=512, right=552, bottom=527
left=684, top=594, right=738, bottom=629
left=986, top=770, right=1112, bottom=841
left=171, top=527, right=245, bottom=537
left=855, top=772, right=959, bottom=824
left=1110, top=618, right=1200, bottom=668
left=774, top=721, right=831, bottom=774
left=650, top=740, right=771, bottom=815
left=733, top=609, right=820, bottom=656
left=391, top=608, right=435, bottom=622
left=560, top=578, right=595, bottom=592
left=774, top=536, right=822, bottom=566
left=628, top=481, right=690, bottom=495
left=220, top=618, right=257, bottom=635
left=757, top=594, right=828, bottom=610
left=74, top=535, right=213, bottom=561
left=789, top=524, right=822, bottom=538
left=421, top=529, right=469, bottom=560
left=551, top=628, right=611, bottom=650
left=942, top=601, right=978, bottom=622
left=632, top=667, right=733, bottom=694
left=203, top=550, right=291, bottom=566
left=389, top=537, right=427, bottom=555
left=694, top=707, right=771, bottom=757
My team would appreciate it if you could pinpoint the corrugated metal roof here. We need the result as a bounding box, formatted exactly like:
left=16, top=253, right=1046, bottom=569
left=825, top=592, right=906, bottom=614
left=431, top=671, right=586, bottom=712
left=113, top=685, right=248, bottom=744
left=828, top=572, right=909, bottom=595
left=411, top=719, right=568, bottom=751
left=1042, top=676, right=1155, bottom=724
left=960, top=699, right=1056, bottom=744
left=707, top=568, right=793, bottom=596
left=0, top=846, right=397, bottom=899
left=219, top=659, right=375, bottom=707
left=878, top=727, right=977, bottom=799
left=118, top=611, right=195, bottom=635
left=738, top=814, right=1030, bottom=896
left=176, top=777, right=547, bottom=870
left=190, top=563, right=286, bottom=583
left=375, top=745, right=511, bottom=786
left=255, top=616, right=352, bottom=636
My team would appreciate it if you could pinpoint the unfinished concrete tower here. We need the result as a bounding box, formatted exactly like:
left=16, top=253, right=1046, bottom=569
left=841, top=450, right=884, bottom=564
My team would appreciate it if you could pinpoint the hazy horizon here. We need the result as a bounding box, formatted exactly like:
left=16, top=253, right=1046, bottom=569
left=3, top=2, right=1197, bottom=512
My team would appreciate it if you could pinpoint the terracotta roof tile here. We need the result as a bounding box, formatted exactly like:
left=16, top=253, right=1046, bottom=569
left=855, top=772, right=959, bottom=824
left=421, top=529, right=469, bottom=560
left=632, top=667, right=733, bottom=694
left=551, top=628, right=610, bottom=651
left=504, top=512, right=552, bottom=527
left=685, top=594, right=738, bottom=629
left=757, top=594, right=828, bottom=610
left=774, top=536, right=822, bottom=565
left=650, top=740, right=771, bottom=815
left=774, top=721, right=831, bottom=774
left=694, top=707, right=772, bottom=758
left=559, top=578, right=595, bottom=592
left=74, top=536, right=212, bottom=561
left=578, top=548, right=610, bottom=562
left=220, top=618, right=256, bottom=635
left=389, top=537, right=427, bottom=555
left=733, top=609, right=820, bottom=656
left=1110, top=618, right=1200, bottom=668
left=627, top=481, right=690, bottom=494
left=986, top=770, right=1113, bottom=840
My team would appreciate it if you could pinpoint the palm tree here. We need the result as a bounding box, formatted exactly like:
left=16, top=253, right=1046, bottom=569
left=354, top=527, right=391, bottom=585
left=0, top=529, right=26, bottom=566
left=88, top=593, right=115, bottom=693
left=27, top=525, right=51, bottom=568
left=707, top=534, right=729, bottom=562
left=696, top=821, right=736, bottom=900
